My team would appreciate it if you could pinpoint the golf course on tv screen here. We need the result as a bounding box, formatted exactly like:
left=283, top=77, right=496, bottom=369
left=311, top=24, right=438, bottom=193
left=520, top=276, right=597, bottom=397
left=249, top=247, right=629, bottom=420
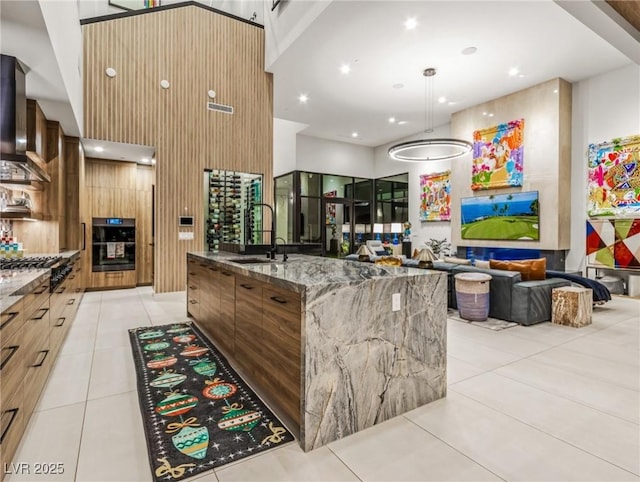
left=461, top=191, right=539, bottom=240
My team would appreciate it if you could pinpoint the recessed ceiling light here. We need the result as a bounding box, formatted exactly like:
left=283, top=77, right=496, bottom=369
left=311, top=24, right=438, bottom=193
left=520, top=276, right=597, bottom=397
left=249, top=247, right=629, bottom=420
left=488, top=113, right=494, bottom=117
left=298, top=94, right=308, bottom=103
left=94, top=146, right=104, bottom=152
left=518, top=74, right=525, bottom=78
left=388, top=117, right=396, bottom=123
left=461, top=46, right=477, bottom=56
left=438, top=96, right=446, bottom=103
left=340, top=64, right=351, bottom=75
left=392, top=83, right=404, bottom=89
left=141, top=158, right=149, bottom=163
left=404, top=17, right=417, bottom=30
left=151, top=158, right=156, bottom=164
left=448, top=101, right=457, bottom=106
left=397, top=120, right=408, bottom=125
left=508, top=67, right=519, bottom=77
left=553, top=89, right=559, bottom=94
left=482, top=112, right=487, bottom=116
left=352, top=132, right=359, bottom=138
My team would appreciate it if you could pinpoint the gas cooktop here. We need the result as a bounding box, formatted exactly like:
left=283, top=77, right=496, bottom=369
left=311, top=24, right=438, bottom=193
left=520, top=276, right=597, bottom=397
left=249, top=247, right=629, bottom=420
left=0, top=256, right=62, bottom=270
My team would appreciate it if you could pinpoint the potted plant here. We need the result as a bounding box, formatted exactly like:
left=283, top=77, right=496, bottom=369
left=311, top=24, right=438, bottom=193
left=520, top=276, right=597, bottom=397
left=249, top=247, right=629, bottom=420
left=425, top=238, right=451, bottom=258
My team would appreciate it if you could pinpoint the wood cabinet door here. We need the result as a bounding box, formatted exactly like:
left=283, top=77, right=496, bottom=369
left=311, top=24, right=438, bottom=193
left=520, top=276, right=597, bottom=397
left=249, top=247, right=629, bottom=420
left=234, top=275, right=264, bottom=377
left=261, top=286, right=302, bottom=425
left=217, top=269, right=236, bottom=356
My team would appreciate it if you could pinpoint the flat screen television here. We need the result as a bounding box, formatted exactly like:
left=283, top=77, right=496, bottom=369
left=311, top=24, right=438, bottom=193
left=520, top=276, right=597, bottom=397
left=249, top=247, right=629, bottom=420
left=461, top=191, right=539, bottom=241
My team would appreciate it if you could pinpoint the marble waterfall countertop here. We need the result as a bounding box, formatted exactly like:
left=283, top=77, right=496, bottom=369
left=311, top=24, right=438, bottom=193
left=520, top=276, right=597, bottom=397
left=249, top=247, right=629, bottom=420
left=187, top=251, right=443, bottom=294
left=189, top=251, right=448, bottom=451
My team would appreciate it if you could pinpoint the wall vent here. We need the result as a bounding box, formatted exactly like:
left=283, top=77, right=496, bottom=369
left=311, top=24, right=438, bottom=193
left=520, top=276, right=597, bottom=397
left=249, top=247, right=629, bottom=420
left=207, top=102, right=233, bottom=114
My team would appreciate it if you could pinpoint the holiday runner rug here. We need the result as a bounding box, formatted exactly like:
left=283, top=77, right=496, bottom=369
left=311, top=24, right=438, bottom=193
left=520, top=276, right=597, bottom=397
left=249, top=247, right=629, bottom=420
left=129, top=321, right=294, bottom=482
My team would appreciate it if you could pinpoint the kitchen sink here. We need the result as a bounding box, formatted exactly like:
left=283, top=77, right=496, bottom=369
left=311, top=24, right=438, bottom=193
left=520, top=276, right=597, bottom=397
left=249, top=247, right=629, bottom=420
left=228, top=257, right=272, bottom=264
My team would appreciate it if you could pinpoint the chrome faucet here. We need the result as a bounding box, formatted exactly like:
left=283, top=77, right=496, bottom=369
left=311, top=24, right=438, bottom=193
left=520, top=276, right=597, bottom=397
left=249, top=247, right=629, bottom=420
left=254, top=203, right=276, bottom=260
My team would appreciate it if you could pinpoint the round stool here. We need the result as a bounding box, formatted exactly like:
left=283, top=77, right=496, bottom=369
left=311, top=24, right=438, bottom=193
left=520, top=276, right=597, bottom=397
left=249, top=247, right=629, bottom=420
left=455, top=272, right=492, bottom=321
left=598, top=275, right=624, bottom=295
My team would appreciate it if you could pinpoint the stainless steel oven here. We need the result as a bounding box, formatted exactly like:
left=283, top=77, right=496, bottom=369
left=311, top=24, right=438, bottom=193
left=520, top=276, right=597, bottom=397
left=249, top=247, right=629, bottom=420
left=92, top=217, right=136, bottom=272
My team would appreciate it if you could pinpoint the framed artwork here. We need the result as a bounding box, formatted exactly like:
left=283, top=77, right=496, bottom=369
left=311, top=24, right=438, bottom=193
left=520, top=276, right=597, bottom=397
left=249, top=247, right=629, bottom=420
left=586, top=218, right=640, bottom=268
left=587, top=135, right=640, bottom=217
left=324, top=190, right=336, bottom=225
left=419, top=171, right=451, bottom=221
left=471, top=119, right=524, bottom=190
left=109, top=0, right=158, bottom=10
left=461, top=191, right=539, bottom=240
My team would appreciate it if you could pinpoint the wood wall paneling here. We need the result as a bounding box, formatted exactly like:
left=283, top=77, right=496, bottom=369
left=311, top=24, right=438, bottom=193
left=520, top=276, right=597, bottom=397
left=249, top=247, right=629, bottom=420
left=83, top=6, right=273, bottom=292
left=136, top=165, right=154, bottom=285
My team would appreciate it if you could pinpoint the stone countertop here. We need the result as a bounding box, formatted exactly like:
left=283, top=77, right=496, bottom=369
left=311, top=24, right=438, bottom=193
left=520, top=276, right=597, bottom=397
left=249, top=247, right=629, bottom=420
left=25, top=250, right=81, bottom=260
left=0, top=269, right=50, bottom=313
left=188, top=251, right=443, bottom=294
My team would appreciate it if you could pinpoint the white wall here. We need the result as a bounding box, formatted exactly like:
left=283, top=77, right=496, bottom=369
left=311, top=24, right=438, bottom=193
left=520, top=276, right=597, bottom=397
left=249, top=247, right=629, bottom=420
left=567, top=63, right=640, bottom=272
left=373, top=124, right=455, bottom=252
left=273, top=118, right=307, bottom=176
left=296, top=134, right=374, bottom=177
left=39, top=0, right=84, bottom=136
left=264, top=0, right=332, bottom=71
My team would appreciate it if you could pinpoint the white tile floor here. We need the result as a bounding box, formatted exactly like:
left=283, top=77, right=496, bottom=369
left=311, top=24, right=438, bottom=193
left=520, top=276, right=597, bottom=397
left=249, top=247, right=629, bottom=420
left=6, top=287, right=640, bottom=482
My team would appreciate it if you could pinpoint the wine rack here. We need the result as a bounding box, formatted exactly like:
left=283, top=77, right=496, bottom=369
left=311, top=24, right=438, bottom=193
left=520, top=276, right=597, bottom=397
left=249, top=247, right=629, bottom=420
left=205, top=170, right=262, bottom=252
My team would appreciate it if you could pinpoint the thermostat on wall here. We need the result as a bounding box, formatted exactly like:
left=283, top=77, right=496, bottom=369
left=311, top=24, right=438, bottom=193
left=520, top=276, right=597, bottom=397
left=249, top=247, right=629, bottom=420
left=179, top=216, right=194, bottom=227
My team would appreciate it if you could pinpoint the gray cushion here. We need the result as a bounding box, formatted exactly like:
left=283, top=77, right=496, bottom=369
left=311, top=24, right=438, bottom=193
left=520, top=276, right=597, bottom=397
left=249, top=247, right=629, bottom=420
left=512, top=278, right=570, bottom=325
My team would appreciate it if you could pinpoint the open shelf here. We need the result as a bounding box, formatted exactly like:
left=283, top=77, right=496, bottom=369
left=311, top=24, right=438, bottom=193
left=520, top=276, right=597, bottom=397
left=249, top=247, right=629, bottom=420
left=0, top=180, right=44, bottom=191
left=0, top=211, right=44, bottom=221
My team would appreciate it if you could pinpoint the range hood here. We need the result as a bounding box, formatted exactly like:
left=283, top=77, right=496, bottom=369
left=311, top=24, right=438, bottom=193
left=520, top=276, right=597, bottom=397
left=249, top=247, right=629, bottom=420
left=0, top=54, right=50, bottom=183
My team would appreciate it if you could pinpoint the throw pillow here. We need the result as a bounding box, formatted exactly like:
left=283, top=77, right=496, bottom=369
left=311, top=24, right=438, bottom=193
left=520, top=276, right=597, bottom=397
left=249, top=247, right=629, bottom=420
left=374, top=256, right=403, bottom=267
left=375, top=249, right=387, bottom=256
left=443, top=257, right=471, bottom=265
left=489, top=258, right=546, bottom=281
left=474, top=260, right=491, bottom=269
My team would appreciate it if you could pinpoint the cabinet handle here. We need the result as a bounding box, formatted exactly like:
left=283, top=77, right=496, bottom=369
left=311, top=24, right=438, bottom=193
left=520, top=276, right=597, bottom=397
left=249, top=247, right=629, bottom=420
left=0, top=312, right=19, bottom=331
left=221, top=272, right=232, bottom=277
left=32, top=349, right=49, bottom=367
left=34, top=286, right=48, bottom=295
left=81, top=222, right=86, bottom=250
left=189, top=272, right=196, bottom=276
left=67, top=299, right=75, bottom=306
left=0, top=345, right=19, bottom=371
left=55, top=317, right=66, bottom=327
left=105, top=272, right=124, bottom=277
left=0, top=408, right=19, bottom=444
left=57, top=286, right=67, bottom=294
left=199, top=263, right=208, bottom=268
left=189, top=286, right=197, bottom=290
left=270, top=296, right=287, bottom=304
left=208, top=267, right=218, bottom=272
left=32, top=307, right=49, bottom=320
left=240, top=283, right=254, bottom=290
left=189, top=300, right=198, bottom=304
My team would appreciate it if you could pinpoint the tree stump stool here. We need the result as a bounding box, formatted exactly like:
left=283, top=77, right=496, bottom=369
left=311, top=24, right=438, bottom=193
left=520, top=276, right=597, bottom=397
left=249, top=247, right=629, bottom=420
left=551, top=286, right=592, bottom=327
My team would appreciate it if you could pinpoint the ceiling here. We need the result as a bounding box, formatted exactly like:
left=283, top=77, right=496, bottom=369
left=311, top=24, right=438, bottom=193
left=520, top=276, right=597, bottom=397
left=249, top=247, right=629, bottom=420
left=82, top=138, right=156, bottom=165
left=1, top=1, right=638, bottom=152
left=270, top=0, right=638, bottom=147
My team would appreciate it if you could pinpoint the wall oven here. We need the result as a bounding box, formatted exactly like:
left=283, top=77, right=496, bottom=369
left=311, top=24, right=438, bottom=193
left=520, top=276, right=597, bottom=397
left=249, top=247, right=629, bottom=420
left=92, top=217, right=136, bottom=272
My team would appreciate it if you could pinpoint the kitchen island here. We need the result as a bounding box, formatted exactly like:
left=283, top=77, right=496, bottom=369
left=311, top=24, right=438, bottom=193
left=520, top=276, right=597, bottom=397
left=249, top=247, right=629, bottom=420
left=187, top=251, right=447, bottom=451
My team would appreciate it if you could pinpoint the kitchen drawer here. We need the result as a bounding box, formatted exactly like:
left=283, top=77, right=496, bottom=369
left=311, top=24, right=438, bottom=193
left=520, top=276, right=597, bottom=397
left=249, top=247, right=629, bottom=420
left=21, top=279, right=50, bottom=316
left=1, top=299, right=23, bottom=349
left=263, top=285, right=301, bottom=317
left=0, top=388, right=24, bottom=481
left=0, top=328, right=25, bottom=402
left=23, top=344, right=52, bottom=418
left=187, top=294, right=200, bottom=321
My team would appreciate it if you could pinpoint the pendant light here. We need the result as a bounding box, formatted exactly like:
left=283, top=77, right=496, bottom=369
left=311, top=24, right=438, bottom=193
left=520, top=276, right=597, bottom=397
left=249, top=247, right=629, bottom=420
left=388, top=68, right=472, bottom=162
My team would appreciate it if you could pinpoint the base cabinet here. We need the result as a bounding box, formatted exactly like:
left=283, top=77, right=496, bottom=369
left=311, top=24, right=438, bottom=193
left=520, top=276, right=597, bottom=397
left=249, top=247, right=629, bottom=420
left=91, top=270, right=136, bottom=289
left=186, top=255, right=301, bottom=428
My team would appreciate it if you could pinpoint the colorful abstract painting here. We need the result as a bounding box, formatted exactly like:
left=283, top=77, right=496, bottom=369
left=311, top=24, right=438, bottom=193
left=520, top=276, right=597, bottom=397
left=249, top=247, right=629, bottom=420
left=587, top=218, right=640, bottom=269
left=461, top=191, right=539, bottom=240
left=324, top=190, right=337, bottom=225
left=587, top=135, right=640, bottom=217
left=419, top=171, right=451, bottom=221
left=471, top=119, right=524, bottom=190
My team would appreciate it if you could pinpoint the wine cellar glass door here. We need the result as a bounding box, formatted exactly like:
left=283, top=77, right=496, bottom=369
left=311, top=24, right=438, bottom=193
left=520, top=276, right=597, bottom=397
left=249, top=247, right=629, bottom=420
left=205, top=170, right=263, bottom=251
